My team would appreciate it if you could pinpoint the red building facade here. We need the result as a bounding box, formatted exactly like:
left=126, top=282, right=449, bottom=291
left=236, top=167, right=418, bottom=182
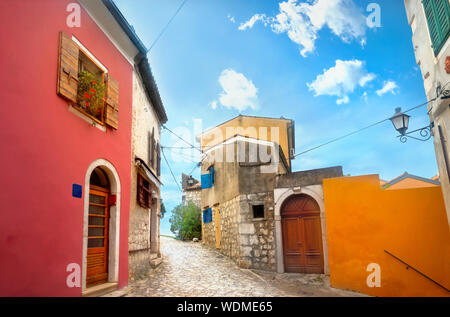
left=0, top=0, right=143, bottom=296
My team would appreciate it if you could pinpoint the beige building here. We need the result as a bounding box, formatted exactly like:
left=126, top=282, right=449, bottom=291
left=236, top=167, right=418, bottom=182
left=128, top=53, right=168, bottom=280
left=404, top=0, right=450, bottom=226
left=198, top=115, right=342, bottom=273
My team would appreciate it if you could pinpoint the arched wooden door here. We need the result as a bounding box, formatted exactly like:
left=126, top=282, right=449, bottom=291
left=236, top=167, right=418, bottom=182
left=281, top=194, right=324, bottom=273
left=86, top=168, right=110, bottom=287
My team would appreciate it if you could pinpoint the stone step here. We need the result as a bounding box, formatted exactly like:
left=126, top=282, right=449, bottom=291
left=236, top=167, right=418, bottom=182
left=150, top=256, right=163, bottom=268
left=150, top=252, right=158, bottom=260
left=82, top=282, right=118, bottom=297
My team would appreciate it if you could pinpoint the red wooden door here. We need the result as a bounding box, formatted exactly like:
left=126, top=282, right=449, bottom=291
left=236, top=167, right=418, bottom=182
left=281, top=195, right=324, bottom=273
left=86, top=187, right=109, bottom=286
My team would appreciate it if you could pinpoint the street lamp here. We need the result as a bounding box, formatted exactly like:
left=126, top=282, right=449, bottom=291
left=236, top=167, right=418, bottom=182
left=390, top=107, right=410, bottom=136
left=389, top=107, right=432, bottom=143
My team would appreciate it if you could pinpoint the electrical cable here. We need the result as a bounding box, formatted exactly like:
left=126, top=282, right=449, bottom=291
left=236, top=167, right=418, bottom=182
left=147, top=0, right=188, bottom=54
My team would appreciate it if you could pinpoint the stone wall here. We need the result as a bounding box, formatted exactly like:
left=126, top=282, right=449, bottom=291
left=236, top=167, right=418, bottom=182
left=237, top=192, right=276, bottom=271
left=185, top=189, right=201, bottom=208
left=218, top=197, right=241, bottom=261
left=202, top=192, right=276, bottom=271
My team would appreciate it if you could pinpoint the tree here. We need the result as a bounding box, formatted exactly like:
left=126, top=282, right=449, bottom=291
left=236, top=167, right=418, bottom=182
left=169, top=202, right=202, bottom=240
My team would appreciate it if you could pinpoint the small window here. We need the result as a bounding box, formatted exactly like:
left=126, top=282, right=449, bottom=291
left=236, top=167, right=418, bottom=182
left=252, top=205, right=264, bottom=219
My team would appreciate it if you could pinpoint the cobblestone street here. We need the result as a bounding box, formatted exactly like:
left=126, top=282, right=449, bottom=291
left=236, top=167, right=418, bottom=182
left=105, top=237, right=363, bottom=297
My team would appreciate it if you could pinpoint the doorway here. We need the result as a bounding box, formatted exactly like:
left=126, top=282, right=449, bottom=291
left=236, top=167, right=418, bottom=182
left=281, top=194, right=324, bottom=273
left=86, top=168, right=110, bottom=287
left=214, top=207, right=221, bottom=249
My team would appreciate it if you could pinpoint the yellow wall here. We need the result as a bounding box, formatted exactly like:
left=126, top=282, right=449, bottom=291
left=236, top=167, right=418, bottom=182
left=384, top=177, right=439, bottom=190
left=323, top=175, right=449, bottom=297
left=199, top=115, right=293, bottom=167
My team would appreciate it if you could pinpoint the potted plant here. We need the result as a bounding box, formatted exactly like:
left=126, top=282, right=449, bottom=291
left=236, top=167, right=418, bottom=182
left=76, top=70, right=106, bottom=121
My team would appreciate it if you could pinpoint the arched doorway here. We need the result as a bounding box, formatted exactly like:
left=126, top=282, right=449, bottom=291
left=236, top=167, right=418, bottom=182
left=281, top=194, right=324, bottom=273
left=86, top=167, right=110, bottom=287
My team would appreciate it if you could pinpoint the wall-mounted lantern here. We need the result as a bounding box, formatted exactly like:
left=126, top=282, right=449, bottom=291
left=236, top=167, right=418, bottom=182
left=389, top=107, right=432, bottom=143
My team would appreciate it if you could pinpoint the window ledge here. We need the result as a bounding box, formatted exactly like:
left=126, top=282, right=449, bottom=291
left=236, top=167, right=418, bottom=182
left=252, top=218, right=266, bottom=222
left=69, top=105, right=106, bottom=132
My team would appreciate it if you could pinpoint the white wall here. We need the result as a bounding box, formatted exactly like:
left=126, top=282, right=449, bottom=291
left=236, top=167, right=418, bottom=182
left=405, top=0, right=450, bottom=226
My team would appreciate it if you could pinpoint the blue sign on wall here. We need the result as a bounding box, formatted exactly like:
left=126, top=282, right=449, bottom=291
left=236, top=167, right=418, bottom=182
left=72, top=184, right=82, bottom=198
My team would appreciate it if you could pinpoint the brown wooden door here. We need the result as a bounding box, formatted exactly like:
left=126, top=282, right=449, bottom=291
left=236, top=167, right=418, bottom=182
left=86, top=187, right=109, bottom=286
left=281, top=195, right=324, bottom=273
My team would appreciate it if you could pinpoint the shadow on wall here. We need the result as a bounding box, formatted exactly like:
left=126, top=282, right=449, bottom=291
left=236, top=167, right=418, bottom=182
left=323, top=175, right=449, bottom=297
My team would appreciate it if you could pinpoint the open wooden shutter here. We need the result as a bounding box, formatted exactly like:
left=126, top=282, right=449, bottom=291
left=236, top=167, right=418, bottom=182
left=105, top=74, right=119, bottom=129
left=424, top=0, right=450, bottom=55
left=57, top=32, right=79, bottom=102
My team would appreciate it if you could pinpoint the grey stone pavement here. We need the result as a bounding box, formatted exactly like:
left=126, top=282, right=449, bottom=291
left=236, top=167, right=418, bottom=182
left=104, top=237, right=364, bottom=297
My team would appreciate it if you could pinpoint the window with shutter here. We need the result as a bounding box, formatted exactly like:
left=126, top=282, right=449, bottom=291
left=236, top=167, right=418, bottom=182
left=105, top=74, right=119, bottom=129
left=423, top=0, right=450, bottom=56
left=57, top=32, right=115, bottom=127
left=137, top=173, right=151, bottom=208
left=201, top=173, right=211, bottom=189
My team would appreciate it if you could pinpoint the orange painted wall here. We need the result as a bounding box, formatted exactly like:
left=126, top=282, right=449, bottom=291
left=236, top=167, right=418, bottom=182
left=384, top=177, right=439, bottom=190
left=323, top=175, right=449, bottom=297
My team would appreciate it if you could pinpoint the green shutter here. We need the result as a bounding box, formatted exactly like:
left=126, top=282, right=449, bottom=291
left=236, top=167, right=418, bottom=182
left=423, top=0, right=450, bottom=55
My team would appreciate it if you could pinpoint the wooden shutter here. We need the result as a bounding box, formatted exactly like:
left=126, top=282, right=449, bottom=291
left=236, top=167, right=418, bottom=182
left=156, top=142, right=161, bottom=176
left=424, top=0, right=450, bottom=55
left=105, top=74, right=119, bottom=129
left=57, top=32, right=79, bottom=102
left=149, top=129, right=154, bottom=167
left=137, top=173, right=144, bottom=206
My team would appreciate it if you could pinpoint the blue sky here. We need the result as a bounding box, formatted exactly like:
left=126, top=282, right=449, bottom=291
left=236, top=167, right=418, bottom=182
left=114, top=0, right=438, bottom=236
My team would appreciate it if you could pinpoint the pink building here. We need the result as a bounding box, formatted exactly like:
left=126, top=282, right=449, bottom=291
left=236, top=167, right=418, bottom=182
left=0, top=0, right=156, bottom=296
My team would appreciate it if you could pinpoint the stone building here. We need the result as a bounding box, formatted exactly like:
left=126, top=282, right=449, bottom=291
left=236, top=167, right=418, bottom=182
left=404, top=0, right=450, bottom=226
left=198, top=115, right=342, bottom=273
left=128, top=22, right=168, bottom=279
left=181, top=173, right=202, bottom=208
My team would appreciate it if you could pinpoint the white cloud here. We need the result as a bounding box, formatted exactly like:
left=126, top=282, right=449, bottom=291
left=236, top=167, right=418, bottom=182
left=362, top=91, right=368, bottom=103
left=209, top=100, right=217, bottom=110
left=376, top=80, right=399, bottom=96
left=217, top=69, right=258, bottom=112
left=227, top=14, right=236, bottom=23
left=239, top=0, right=367, bottom=57
left=238, top=14, right=269, bottom=30
left=307, top=59, right=375, bottom=104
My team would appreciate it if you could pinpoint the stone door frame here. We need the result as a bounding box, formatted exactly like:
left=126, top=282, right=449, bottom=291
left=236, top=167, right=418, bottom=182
left=274, top=185, right=329, bottom=274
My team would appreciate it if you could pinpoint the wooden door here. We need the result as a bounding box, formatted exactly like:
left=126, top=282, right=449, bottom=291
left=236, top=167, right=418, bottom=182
left=86, top=187, right=109, bottom=286
left=281, top=195, right=324, bottom=273
left=215, top=207, right=221, bottom=249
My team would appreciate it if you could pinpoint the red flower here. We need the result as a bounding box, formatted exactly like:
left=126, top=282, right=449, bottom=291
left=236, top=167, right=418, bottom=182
left=92, top=81, right=96, bottom=84
left=84, top=93, right=91, bottom=99
left=86, top=102, right=89, bottom=107
left=91, top=89, right=96, bottom=93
